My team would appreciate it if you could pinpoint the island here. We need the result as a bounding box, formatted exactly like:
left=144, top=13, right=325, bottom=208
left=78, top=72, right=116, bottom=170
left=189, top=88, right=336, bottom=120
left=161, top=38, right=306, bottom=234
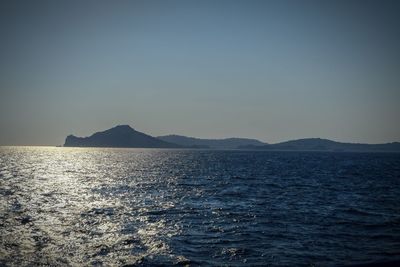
left=64, top=125, right=400, bottom=152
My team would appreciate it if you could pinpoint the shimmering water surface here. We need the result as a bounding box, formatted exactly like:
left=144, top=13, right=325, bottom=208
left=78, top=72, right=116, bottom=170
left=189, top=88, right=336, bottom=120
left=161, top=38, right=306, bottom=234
left=1, top=147, right=400, bottom=266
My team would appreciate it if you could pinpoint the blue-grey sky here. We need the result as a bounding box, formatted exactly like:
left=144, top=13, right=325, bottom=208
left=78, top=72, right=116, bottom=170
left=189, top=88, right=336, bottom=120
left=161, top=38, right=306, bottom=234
left=1, top=0, right=399, bottom=145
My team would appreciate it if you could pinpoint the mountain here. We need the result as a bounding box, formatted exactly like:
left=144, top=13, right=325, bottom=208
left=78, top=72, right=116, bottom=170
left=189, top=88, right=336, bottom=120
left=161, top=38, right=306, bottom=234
left=157, top=135, right=267, bottom=149
left=239, top=138, right=400, bottom=152
left=64, top=125, right=180, bottom=148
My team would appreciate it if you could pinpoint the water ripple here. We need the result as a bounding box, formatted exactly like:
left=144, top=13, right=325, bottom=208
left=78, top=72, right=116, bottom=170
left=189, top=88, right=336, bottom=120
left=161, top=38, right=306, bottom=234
left=1, top=147, right=400, bottom=266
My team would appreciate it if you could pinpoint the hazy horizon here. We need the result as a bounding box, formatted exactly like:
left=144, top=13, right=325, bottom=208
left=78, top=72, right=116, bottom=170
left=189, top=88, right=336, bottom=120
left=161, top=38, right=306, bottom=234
left=1, top=0, right=400, bottom=146
left=3, top=123, right=400, bottom=147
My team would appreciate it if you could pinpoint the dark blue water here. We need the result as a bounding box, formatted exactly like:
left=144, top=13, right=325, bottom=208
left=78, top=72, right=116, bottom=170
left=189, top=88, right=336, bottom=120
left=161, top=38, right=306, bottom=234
left=1, top=147, right=400, bottom=266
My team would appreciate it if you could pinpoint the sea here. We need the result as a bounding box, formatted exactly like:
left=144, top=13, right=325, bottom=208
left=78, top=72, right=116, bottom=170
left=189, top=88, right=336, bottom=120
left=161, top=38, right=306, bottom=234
left=0, top=147, right=400, bottom=266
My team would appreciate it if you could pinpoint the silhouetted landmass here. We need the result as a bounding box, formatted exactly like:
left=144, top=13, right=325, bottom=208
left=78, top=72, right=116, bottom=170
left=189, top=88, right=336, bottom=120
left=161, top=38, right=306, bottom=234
left=64, top=126, right=400, bottom=151
left=157, top=134, right=267, bottom=149
left=64, top=125, right=180, bottom=148
left=239, top=138, right=400, bottom=152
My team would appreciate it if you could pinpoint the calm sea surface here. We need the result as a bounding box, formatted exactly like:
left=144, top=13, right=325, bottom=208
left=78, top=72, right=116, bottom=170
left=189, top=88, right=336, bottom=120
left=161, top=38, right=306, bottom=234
left=1, top=147, right=400, bottom=266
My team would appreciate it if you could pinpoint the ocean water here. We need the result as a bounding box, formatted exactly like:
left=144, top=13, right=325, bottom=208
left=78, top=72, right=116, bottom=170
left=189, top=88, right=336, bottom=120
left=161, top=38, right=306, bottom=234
left=0, top=147, right=400, bottom=266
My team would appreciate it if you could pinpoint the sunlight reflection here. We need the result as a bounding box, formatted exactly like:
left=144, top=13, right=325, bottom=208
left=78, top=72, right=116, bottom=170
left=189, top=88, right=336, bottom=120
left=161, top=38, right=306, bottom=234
left=0, top=147, right=187, bottom=266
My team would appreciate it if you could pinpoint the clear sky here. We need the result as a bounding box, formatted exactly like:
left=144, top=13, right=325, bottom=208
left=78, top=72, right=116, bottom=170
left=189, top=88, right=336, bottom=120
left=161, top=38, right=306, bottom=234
left=0, top=0, right=399, bottom=145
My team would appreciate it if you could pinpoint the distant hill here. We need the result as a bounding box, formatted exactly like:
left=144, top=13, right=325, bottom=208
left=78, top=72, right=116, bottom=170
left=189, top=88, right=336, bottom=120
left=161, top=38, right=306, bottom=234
left=64, top=125, right=180, bottom=148
left=157, top=134, right=267, bottom=149
left=239, top=138, right=400, bottom=152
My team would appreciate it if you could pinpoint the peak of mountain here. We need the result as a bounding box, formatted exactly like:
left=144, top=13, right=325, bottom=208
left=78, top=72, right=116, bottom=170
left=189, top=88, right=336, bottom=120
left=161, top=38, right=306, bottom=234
left=111, top=124, right=135, bottom=130
left=64, top=125, right=180, bottom=148
left=157, top=134, right=267, bottom=149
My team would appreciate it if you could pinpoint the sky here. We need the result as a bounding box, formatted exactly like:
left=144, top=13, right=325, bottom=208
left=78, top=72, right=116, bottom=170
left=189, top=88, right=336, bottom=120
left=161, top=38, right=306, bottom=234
left=0, top=0, right=399, bottom=145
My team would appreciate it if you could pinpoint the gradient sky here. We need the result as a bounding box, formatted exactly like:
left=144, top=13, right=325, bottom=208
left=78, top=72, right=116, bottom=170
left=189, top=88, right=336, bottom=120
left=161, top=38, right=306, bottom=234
left=1, top=0, right=399, bottom=145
